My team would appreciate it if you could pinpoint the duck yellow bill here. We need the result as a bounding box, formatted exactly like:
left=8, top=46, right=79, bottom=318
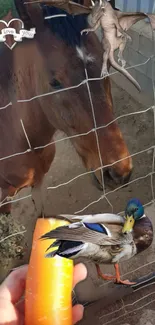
left=122, top=215, right=135, bottom=233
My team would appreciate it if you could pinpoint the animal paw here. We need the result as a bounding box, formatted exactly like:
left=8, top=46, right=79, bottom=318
left=121, top=33, right=131, bottom=42
left=81, top=29, right=89, bottom=35
left=127, top=35, right=132, bottom=42
left=118, top=58, right=126, bottom=69
left=100, top=68, right=109, bottom=78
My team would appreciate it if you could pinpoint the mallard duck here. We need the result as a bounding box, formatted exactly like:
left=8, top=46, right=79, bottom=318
left=41, top=198, right=153, bottom=285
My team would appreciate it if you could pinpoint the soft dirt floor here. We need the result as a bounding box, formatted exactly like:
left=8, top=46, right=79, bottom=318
left=0, top=79, right=155, bottom=324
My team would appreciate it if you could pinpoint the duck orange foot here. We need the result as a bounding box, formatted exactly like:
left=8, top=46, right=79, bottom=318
left=96, top=263, right=136, bottom=286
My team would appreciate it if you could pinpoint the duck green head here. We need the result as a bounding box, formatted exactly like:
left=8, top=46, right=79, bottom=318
left=122, top=198, right=144, bottom=234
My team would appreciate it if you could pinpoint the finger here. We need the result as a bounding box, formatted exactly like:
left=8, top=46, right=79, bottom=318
left=73, top=304, right=84, bottom=324
left=0, top=265, right=28, bottom=303
left=73, top=263, right=87, bottom=288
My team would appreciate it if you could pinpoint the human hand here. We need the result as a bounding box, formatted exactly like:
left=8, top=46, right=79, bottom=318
left=0, top=263, right=87, bottom=325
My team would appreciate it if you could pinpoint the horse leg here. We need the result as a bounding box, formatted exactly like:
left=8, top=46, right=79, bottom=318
left=31, top=143, right=56, bottom=217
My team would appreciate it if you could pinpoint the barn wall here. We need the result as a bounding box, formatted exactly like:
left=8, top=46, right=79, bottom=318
left=115, top=0, right=155, bottom=13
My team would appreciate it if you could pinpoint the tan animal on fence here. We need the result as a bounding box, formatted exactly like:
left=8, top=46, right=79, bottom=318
left=81, top=0, right=155, bottom=91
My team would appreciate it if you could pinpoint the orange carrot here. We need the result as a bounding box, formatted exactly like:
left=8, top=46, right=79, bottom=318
left=25, top=217, right=73, bottom=325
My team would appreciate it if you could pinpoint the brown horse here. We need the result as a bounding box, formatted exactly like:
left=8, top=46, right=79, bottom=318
left=0, top=0, right=132, bottom=215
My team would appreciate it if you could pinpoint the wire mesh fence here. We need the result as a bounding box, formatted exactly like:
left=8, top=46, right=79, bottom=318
left=0, top=55, right=155, bottom=215
left=0, top=2, right=155, bottom=324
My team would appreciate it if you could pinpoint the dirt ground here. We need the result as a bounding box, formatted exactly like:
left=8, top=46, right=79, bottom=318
left=0, top=79, right=155, bottom=324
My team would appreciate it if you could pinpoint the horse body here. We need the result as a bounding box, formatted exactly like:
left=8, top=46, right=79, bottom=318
left=0, top=0, right=132, bottom=214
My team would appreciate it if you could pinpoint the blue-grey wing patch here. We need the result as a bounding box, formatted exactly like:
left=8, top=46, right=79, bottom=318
left=84, top=223, right=109, bottom=235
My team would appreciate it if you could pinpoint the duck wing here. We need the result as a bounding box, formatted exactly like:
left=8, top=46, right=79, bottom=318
left=41, top=220, right=130, bottom=246
left=57, top=213, right=125, bottom=225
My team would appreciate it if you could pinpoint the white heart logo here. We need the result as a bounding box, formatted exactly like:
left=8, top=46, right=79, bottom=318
left=0, top=18, right=24, bottom=50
